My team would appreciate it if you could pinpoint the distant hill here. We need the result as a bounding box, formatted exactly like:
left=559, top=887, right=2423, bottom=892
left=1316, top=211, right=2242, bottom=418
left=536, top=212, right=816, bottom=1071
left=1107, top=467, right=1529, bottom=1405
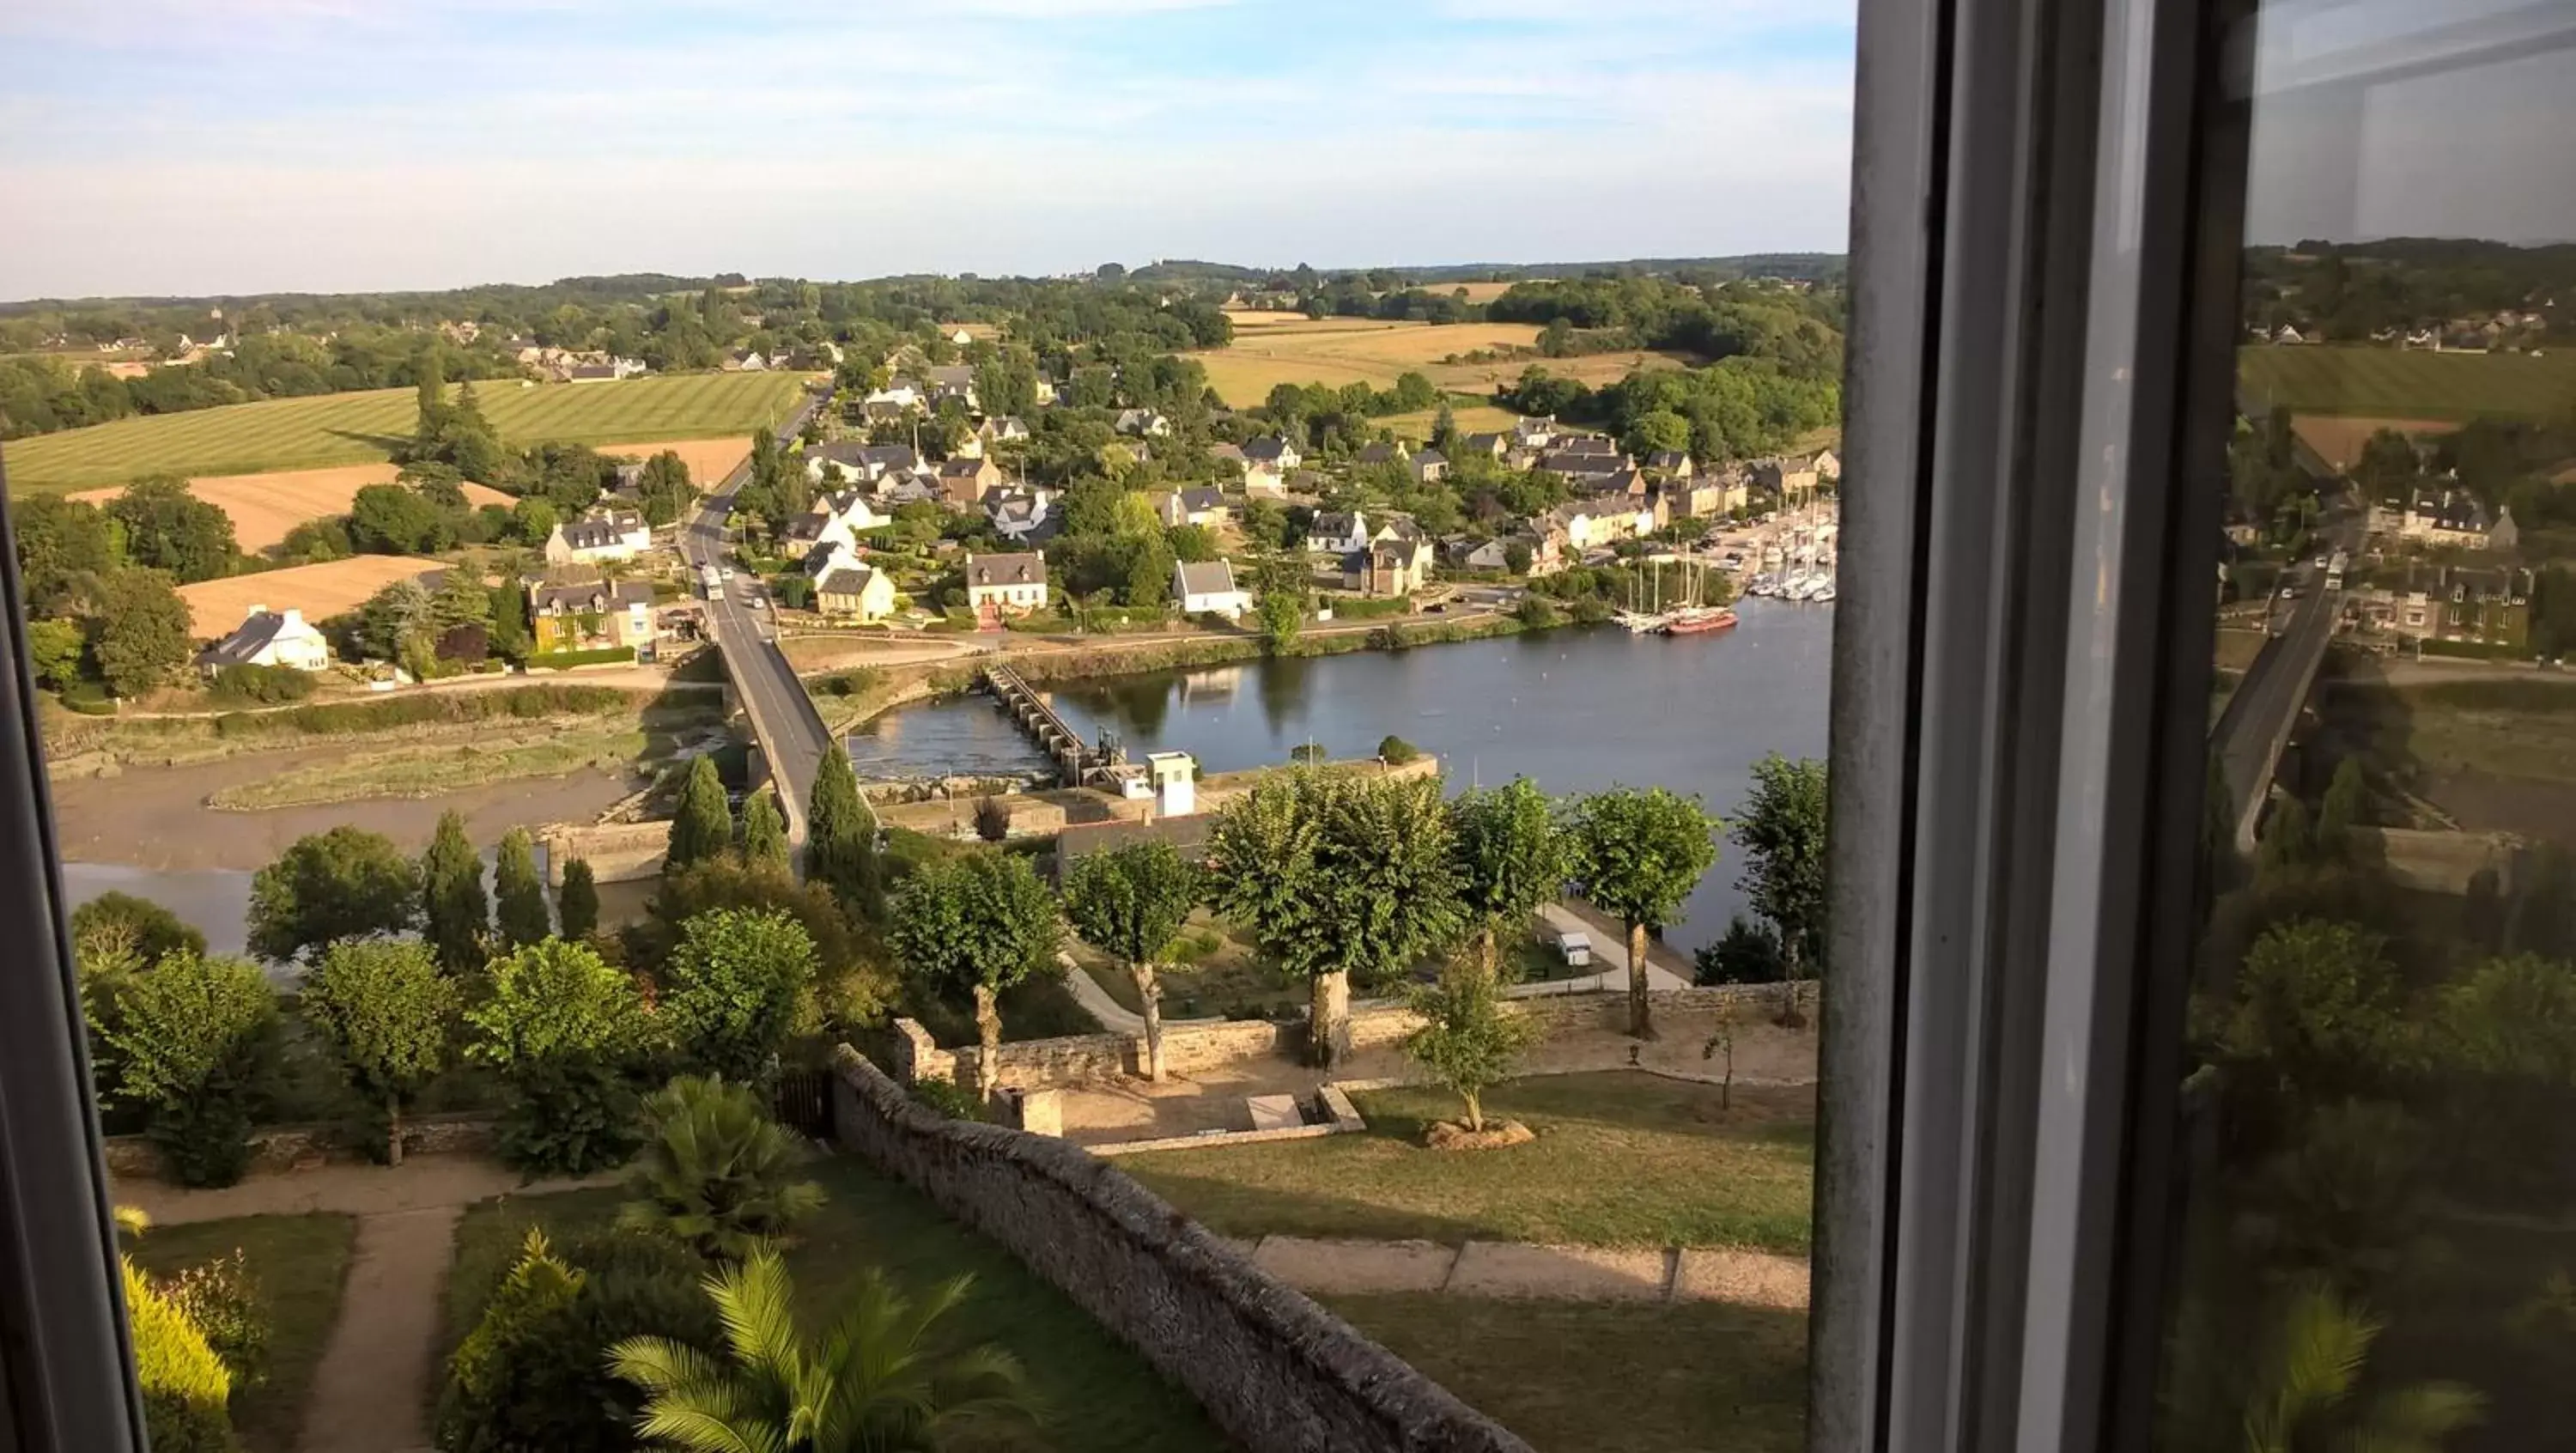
left=1128, top=255, right=1847, bottom=286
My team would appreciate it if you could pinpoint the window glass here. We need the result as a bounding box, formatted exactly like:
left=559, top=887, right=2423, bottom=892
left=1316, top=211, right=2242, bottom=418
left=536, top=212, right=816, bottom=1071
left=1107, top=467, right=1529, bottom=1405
left=2163, top=5, right=2576, bottom=1448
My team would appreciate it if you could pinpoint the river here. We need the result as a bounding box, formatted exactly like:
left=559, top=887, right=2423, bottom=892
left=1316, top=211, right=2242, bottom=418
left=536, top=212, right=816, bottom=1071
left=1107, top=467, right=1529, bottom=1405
left=848, top=599, right=1837, bottom=955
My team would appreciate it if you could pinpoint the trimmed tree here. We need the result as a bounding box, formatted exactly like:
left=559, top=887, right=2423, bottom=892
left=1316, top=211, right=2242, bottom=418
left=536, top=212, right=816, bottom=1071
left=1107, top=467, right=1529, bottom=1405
left=106, top=951, right=278, bottom=1188
left=558, top=857, right=601, bottom=939
left=466, top=939, right=654, bottom=1175
left=889, top=851, right=1063, bottom=1103
left=1565, top=787, right=1721, bottom=1038
left=1447, top=778, right=1568, bottom=986
left=660, top=909, right=818, bottom=1085
left=301, top=939, right=456, bottom=1164
left=739, top=789, right=789, bottom=871
left=806, top=742, right=878, bottom=918
left=666, top=756, right=733, bottom=872
left=249, top=826, right=422, bottom=964
left=1206, top=772, right=1461, bottom=1067
left=494, top=826, right=551, bottom=949
left=1730, top=754, right=1829, bottom=981
left=1060, top=841, right=1200, bottom=1081
left=1404, top=967, right=1541, bottom=1133
left=420, top=809, right=489, bottom=974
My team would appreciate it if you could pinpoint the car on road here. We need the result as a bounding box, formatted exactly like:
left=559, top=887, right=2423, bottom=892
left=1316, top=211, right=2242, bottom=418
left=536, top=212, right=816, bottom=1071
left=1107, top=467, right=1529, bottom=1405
left=2278, top=586, right=2300, bottom=600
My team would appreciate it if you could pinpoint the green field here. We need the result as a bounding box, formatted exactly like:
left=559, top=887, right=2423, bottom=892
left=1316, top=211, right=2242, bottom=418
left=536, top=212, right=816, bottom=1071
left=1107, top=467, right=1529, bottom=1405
left=2239, top=345, right=2576, bottom=421
left=2, top=372, right=805, bottom=493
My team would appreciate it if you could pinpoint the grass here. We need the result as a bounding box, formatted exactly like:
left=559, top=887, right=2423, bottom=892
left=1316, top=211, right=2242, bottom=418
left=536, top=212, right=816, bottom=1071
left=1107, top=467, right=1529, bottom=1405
left=2337, top=677, right=2576, bottom=788
left=39, top=684, right=651, bottom=769
left=128, top=1213, right=358, bottom=1453
left=3, top=373, right=804, bottom=493
left=1326, top=1293, right=1808, bottom=1453
left=443, top=1161, right=1225, bottom=1453
left=2238, top=345, right=2576, bottom=422
left=1124, top=1072, right=1816, bottom=1251
left=204, top=720, right=655, bottom=808
left=1379, top=402, right=1522, bottom=442
left=1071, top=910, right=1303, bottom=1019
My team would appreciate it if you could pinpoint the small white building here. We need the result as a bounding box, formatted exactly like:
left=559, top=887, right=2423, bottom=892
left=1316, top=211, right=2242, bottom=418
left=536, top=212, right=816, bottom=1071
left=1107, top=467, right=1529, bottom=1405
left=1146, top=751, right=1198, bottom=818
left=544, top=508, right=653, bottom=565
left=1306, top=509, right=1370, bottom=555
left=1173, top=558, right=1251, bottom=618
left=816, top=562, right=897, bottom=622
left=964, top=551, right=1049, bottom=621
left=197, top=605, right=330, bottom=674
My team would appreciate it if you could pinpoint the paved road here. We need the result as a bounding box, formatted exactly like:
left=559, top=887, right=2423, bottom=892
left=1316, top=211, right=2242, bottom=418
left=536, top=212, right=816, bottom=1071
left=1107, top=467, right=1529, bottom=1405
left=677, top=390, right=841, bottom=842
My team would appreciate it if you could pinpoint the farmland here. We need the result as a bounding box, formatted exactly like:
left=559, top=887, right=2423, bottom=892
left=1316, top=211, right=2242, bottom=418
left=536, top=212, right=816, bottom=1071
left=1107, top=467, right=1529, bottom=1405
left=2286, top=416, right=2458, bottom=474
left=70, top=465, right=513, bottom=551
left=2238, top=345, right=2576, bottom=421
left=174, top=554, right=446, bottom=637
left=2, top=371, right=804, bottom=493
left=592, top=435, right=752, bottom=486
left=1192, top=317, right=1693, bottom=408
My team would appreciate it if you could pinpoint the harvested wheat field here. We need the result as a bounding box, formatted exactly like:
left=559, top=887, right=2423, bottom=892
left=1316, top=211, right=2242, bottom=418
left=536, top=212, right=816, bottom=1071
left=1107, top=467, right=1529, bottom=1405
left=594, top=436, right=752, bottom=487
left=176, top=555, right=447, bottom=638
left=2287, top=416, right=2458, bottom=475
left=73, top=466, right=513, bottom=552
left=1193, top=319, right=1694, bottom=407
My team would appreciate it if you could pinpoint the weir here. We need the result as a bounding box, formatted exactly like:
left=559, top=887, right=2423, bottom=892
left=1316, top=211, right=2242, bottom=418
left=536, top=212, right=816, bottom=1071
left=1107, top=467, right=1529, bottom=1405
left=981, top=665, right=1115, bottom=787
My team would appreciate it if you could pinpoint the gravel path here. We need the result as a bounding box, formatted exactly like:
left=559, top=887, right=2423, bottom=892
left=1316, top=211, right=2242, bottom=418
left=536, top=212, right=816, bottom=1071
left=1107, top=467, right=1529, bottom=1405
left=296, top=1207, right=460, bottom=1453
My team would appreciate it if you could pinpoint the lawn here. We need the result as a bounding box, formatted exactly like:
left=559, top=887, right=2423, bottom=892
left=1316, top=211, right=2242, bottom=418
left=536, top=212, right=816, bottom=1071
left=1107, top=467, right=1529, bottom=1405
left=443, top=1160, right=1226, bottom=1453
left=2238, top=346, right=2576, bottom=422
left=129, top=1213, right=358, bottom=1453
left=3, top=372, right=805, bottom=493
left=1124, top=1072, right=1816, bottom=1251
left=1326, top=1293, right=1808, bottom=1453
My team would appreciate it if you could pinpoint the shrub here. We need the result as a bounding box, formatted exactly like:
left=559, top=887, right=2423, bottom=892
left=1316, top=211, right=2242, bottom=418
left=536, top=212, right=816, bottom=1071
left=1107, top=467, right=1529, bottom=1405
left=209, top=662, right=315, bottom=705
left=1402, top=970, right=1542, bottom=1133
left=658, top=909, right=818, bottom=1084
left=106, top=952, right=277, bottom=1188
left=1696, top=915, right=1789, bottom=984
left=973, top=793, right=1012, bottom=842
left=125, top=1257, right=240, bottom=1453
left=618, top=1076, right=826, bottom=1261
left=1376, top=733, right=1420, bottom=764
left=467, top=940, right=654, bottom=1175
left=909, top=1079, right=987, bottom=1121
left=164, top=1250, right=268, bottom=1389
left=439, top=1228, right=719, bottom=1453
left=525, top=646, right=638, bottom=670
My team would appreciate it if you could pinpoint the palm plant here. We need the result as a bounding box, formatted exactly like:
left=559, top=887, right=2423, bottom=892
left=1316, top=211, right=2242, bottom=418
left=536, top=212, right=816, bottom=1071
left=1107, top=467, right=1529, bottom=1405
left=618, top=1076, right=825, bottom=1263
left=611, top=1249, right=1035, bottom=1452
left=2240, top=1280, right=2481, bottom=1453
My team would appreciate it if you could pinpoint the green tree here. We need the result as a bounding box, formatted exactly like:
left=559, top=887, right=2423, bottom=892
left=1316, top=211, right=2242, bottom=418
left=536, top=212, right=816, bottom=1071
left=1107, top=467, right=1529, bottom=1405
left=108, top=476, right=235, bottom=583
left=1730, top=754, right=1829, bottom=979
left=1206, top=772, right=1462, bottom=1067
left=1696, top=915, right=1788, bottom=984
left=667, top=756, right=734, bottom=872
left=248, top=826, right=422, bottom=963
left=70, top=891, right=205, bottom=965
left=617, top=1076, right=825, bottom=1262
left=1565, top=787, right=1721, bottom=1038
left=611, top=1251, right=1033, bottom=1452
left=11, top=494, right=120, bottom=613
left=2207, top=919, right=2408, bottom=1117
left=1060, top=841, right=1200, bottom=1081
left=558, top=857, right=602, bottom=939
left=92, top=566, right=193, bottom=696
left=467, top=939, right=653, bottom=1175
left=2239, top=1281, right=2480, bottom=1453
left=489, top=579, right=532, bottom=661
left=2258, top=797, right=2316, bottom=878
left=301, top=939, right=455, bottom=1164
left=889, top=851, right=1063, bottom=1102
left=662, top=909, right=818, bottom=1084
left=740, top=789, right=789, bottom=870
left=1446, top=779, right=1567, bottom=985
left=420, top=810, right=489, bottom=974
left=638, top=857, right=896, bottom=1034
left=28, top=617, right=85, bottom=687
left=805, top=743, right=878, bottom=918
left=107, top=951, right=277, bottom=1187
left=495, top=826, right=551, bottom=949
left=1403, top=965, right=1541, bottom=1133
left=2316, top=757, right=2367, bottom=863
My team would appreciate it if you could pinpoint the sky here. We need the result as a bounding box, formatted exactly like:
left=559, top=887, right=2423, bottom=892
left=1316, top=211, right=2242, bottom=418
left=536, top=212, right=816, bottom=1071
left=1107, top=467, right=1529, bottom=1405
left=0, top=0, right=1860, bottom=300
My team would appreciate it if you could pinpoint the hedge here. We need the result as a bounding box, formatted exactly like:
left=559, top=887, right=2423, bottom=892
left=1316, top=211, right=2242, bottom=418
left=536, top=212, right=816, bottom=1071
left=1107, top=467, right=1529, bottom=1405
left=207, top=684, right=633, bottom=740
left=2417, top=638, right=2524, bottom=661
left=523, top=647, right=638, bottom=671
left=59, top=682, right=120, bottom=715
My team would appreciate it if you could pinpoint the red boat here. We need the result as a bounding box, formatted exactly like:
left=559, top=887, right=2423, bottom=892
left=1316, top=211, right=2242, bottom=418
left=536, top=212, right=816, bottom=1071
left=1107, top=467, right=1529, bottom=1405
left=1660, top=607, right=1739, bottom=635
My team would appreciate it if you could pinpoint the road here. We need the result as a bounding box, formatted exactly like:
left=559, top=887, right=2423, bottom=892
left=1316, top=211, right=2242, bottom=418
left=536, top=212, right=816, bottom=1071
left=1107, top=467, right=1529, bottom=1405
left=676, top=389, right=842, bottom=843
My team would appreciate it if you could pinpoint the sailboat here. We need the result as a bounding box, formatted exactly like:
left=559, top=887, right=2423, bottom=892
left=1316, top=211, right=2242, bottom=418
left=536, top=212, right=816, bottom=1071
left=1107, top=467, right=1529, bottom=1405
left=1658, top=555, right=1738, bottom=635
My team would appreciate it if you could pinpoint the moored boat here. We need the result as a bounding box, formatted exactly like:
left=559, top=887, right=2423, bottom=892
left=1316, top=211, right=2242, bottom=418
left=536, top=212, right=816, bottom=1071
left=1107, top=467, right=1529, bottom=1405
left=1661, top=606, right=1739, bottom=635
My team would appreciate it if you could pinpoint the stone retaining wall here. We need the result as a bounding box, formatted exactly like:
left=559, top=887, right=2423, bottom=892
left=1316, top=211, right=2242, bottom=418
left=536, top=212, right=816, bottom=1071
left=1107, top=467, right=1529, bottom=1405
left=103, top=1113, right=495, bottom=1182
left=538, top=820, right=672, bottom=885
left=829, top=1048, right=1532, bottom=1453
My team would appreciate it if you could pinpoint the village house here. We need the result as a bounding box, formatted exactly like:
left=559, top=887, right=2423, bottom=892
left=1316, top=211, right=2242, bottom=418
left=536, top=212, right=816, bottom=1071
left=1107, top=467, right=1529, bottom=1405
left=1207, top=441, right=1249, bottom=476
left=1443, top=536, right=1513, bottom=572
left=925, top=366, right=978, bottom=410
left=1547, top=501, right=1649, bottom=550
left=815, top=560, right=897, bottom=622
left=1667, top=464, right=1752, bottom=520
left=1173, top=559, right=1251, bottom=618
left=863, top=380, right=924, bottom=414
left=1345, top=536, right=1432, bottom=596
left=1410, top=448, right=1450, bottom=484
left=976, top=416, right=1031, bottom=447
left=543, top=507, right=653, bottom=566
left=1459, top=431, right=1510, bottom=461
left=935, top=455, right=1003, bottom=508
left=1355, top=441, right=1410, bottom=468
left=1750, top=453, right=1825, bottom=500
left=196, top=605, right=330, bottom=675
left=1243, top=458, right=1286, bottom=496
left=1306, top=509, right=1370, bottom=556
left=527, top=577, right=659, bottom=656
left=964, top=551, right=1050, bottom=623
left=781, top=510, right=855, bottom=560
left=1115, top=408, right=1172, bottom=438
left=803, top=442, right=923, bottom=488
left=817, top=488, right=890, bottom=533
left=1155, top=486, right=1230, bottom=529
left=1645, top=450, right=1696, bottom=478
left=1512, top=416, right=1558, bottom=451
left=983, top=487, right=1054, bottom=545
left=1242, top=436, right=1303, bottom=471
left=723, top=348, right=773, bottom=371
left=2398, top=489, right=2505, bottom=550
left=2360, top=563, right=2534, bottom=651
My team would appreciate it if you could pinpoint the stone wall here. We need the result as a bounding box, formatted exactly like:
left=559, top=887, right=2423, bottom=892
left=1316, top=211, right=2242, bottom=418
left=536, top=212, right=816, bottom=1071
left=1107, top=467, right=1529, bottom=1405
left=103, top=1113, right=495, bottom=1182
left=2365, top=826, right=2519, bottom=894
left=538, top=820, right=672, bottom=885
left=829, top=1048, right=1532, bottom=1453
